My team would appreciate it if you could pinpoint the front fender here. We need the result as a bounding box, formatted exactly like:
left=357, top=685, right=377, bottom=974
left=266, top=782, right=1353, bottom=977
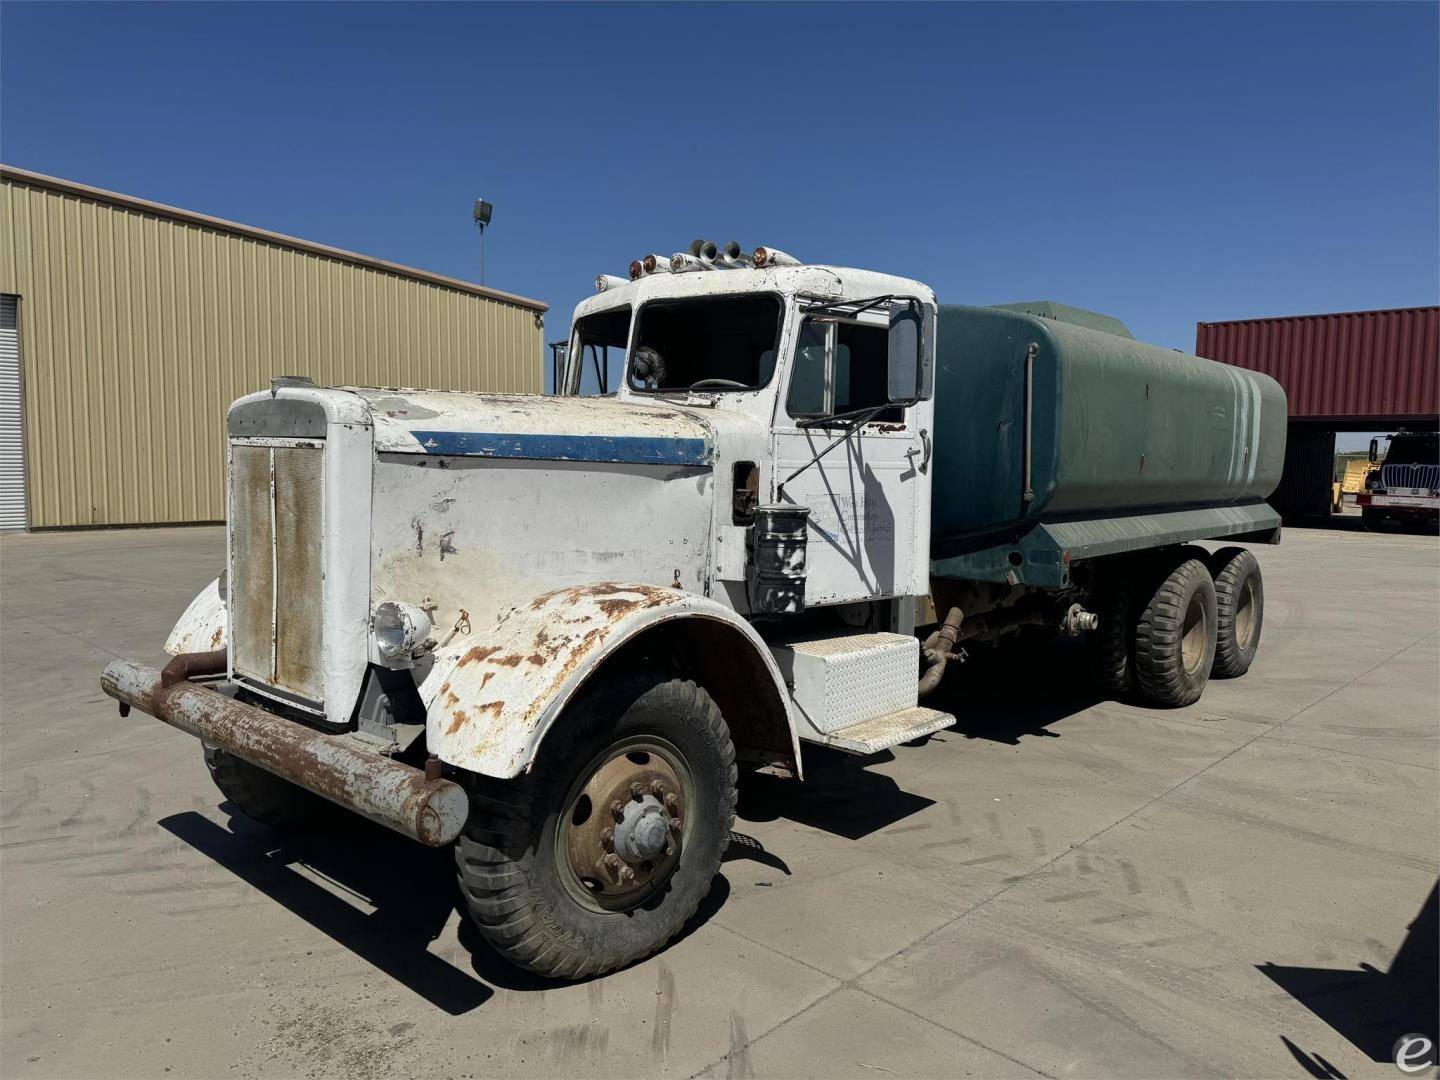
left=165, top=577, right=227, bottom=656
left=422, top=583, right=799, bottom=779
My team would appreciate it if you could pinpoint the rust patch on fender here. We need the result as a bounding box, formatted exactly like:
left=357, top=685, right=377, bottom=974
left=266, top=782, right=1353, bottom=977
left=209, top=625, right=224, bottom=649
left=460, top=645, right=501, bottom=666
left=445, top=710, right=471, bottom=736
left=525, top=653, right=547, bottom=666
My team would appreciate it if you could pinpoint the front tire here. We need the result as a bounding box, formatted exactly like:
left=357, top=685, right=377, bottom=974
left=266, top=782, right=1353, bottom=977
left=456, top=674, right=736, bottom=980
left=204, top=744, right=318, bottom=828
left=1134, top=557, right=1218, bottom=708
left=1209, top=547, right=1264, bottom=678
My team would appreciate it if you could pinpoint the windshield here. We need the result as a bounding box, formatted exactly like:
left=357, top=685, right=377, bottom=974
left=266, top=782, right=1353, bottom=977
left=628, top=295, right=782, bottom=393
left=1385, top=433, right=1439, bottom=465
left=568, top=306, right=630, bottom=395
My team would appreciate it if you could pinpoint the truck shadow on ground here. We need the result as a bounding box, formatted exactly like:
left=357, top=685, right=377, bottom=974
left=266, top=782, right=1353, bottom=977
left=930, top=633, right=1109, bottom=745
left=1259, top=879, right=1438, bottom=1075
left=159, top=802, right=738, bottom=1009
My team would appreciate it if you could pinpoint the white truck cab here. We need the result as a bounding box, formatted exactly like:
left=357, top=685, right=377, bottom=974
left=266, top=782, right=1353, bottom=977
left=104, top=242, right=954, bottom=981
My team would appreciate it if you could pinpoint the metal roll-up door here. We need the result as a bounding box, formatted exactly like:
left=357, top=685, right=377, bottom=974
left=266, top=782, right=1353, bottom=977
left=0, top=295, right=26, bottom=530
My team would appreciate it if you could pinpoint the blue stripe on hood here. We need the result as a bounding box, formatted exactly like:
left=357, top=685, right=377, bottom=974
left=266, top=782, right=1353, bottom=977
left=408, top=430, right=712, bottom=466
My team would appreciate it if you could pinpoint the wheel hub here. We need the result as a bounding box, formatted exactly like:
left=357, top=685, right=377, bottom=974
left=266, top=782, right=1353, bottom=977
left=615, top=796, right=669, bottom=861
left=560, top=744, right=686, bottom=908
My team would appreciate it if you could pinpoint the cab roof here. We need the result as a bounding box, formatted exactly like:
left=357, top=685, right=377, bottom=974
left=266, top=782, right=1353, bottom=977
left=572, top=264, right=935, bottom=324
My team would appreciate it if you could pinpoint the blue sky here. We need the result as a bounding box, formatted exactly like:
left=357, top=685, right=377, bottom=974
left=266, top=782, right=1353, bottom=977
left=3, top=0, right=1437, bottom=403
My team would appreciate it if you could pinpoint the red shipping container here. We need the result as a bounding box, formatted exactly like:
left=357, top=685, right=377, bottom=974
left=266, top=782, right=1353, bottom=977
left=1196, top=307, right=1439, bottom=424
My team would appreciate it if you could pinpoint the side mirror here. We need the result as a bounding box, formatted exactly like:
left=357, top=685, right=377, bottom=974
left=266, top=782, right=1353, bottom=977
left=887, top=301, right=928, bottom=404
left=1368, top=437, right=1379, bottom=463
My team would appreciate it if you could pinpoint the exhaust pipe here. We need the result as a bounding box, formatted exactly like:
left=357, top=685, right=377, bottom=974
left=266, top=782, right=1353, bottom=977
left=100, top=657, right=469, bottom=847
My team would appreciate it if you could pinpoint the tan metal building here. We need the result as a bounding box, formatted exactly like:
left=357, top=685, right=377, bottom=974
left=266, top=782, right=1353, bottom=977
left=0, top=165, right=547, bottom=529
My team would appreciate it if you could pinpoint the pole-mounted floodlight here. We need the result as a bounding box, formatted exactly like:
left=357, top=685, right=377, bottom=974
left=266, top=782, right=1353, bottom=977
left=473, top=198, right=493, bottom=285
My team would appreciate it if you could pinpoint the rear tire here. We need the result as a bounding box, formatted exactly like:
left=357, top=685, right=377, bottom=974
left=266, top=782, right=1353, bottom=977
left=204, top=744, right=318, bottom=828
left=1208, top=547, right=1264, bottom=678
left=455, top=674, right=736, bottom=980
left=1134, top=557, right=1217, bottom=708
left=1093, top=576, right=1136, bottom=696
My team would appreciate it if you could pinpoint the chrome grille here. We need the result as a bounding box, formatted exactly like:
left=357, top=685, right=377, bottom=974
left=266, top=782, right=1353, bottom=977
left=229, top=441, right=326, bottom=706
left=1380, top=463, right=1440, bottom=493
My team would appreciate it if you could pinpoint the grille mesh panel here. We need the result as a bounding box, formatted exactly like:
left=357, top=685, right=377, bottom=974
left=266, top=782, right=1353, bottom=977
left=229, top=442, right=325, bottom=705
left=230, top=445, right=273, bottom=681
left=273, top=447, right=325, bottom=700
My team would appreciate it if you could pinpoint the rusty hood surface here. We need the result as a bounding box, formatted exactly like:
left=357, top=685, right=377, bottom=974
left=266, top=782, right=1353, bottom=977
left=351, top=390, right=717, bottom=467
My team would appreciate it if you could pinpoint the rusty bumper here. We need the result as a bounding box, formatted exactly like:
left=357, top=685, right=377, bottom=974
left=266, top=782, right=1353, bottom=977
left=100, top=657, right=469, bottom=847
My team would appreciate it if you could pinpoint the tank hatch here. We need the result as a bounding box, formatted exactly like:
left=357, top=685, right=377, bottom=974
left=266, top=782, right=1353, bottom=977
left=990, top=300, right=1134, bottom=340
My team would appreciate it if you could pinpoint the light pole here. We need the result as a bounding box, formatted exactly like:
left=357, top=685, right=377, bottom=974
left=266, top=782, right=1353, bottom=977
left=473, top=197, right=493, bottom=285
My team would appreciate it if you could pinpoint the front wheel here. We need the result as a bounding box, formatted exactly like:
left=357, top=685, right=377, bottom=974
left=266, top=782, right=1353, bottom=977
left=455, top=675, right=736, bottom=980
left=204, top=743, right=320, bottom=828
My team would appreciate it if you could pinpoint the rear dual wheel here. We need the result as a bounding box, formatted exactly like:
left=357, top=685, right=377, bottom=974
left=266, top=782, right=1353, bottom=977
left=1134, top=556, right=1218, bottom=708
left=456, top=674, right=736, bottom=980
left=1208, top=547, right=1264, bottom=679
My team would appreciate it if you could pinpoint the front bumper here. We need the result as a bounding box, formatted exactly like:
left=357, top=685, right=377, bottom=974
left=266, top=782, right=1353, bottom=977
left=1358, top=493, right=1440, bottom=514
left=100, top=654, right=468, bottom=847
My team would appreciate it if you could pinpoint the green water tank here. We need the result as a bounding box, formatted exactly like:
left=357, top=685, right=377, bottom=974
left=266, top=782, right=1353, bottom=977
left=930, top=303, right=1287, bottom=555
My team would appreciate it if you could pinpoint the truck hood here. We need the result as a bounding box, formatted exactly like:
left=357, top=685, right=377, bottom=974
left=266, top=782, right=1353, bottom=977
left=352, top=389, right=721, bottom=467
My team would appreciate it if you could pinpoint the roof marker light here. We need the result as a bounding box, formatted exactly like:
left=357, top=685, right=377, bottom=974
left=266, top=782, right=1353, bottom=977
left=752, top=246, right=800, bottom=268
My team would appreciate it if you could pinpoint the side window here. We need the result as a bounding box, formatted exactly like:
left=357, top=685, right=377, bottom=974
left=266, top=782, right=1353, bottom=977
left=786, top=317, right=902, bottom=422
left=571, top=307, right=631, bottom=396
left=786, top=319, right=829, bottom=416
left=835, top=321, right=890, bottom=414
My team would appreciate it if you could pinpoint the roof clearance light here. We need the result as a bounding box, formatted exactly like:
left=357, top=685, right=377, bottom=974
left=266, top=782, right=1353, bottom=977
left=669, top=252, right=707, bottom=273
left=641, top=253, right=672, bottom=275
left=596, top=274, right=628, bottom=293
left=752, top=246, right=800, bottom=268
left=628, top=259, right=644, bottom=280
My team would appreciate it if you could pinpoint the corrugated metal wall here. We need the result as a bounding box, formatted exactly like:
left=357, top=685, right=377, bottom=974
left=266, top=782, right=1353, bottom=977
left=1196, top=307, right=1439, bottom=423
left=0, top=173, right=546, bottom=527
left=1270, top=425, right=1336, bottom=520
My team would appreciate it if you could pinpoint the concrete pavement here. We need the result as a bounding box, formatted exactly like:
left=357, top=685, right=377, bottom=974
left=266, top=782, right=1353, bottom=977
left=1, top=525, right=1436, bottom=1079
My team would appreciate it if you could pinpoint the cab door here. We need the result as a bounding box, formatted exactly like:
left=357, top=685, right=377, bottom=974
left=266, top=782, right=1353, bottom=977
left=771, top=312, right=930, bottom=605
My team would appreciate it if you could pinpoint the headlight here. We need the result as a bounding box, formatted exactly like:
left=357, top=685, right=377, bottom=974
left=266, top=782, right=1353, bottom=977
left=1367, top=479, right=1384, bottom=491
left=373, top=601, right=433, bottom=664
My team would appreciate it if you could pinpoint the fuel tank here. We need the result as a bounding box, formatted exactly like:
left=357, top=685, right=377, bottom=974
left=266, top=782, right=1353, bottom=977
left=930, top=303, right=1287, bottom=554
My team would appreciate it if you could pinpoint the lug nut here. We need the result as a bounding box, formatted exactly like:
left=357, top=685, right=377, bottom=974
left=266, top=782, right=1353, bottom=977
left=650, top=779, right=666, bottom=796
left=618, top=866, right=636, bottom=885
left=601, top=828, right=614, bottom=851
left=610, top=800, right=625, bottom=822
left=602, top=852, right=622, bottom=874
left=630, top=781, right=644, bottom=800
left=668, top=816, right=681, bottom=833
left=664, top=792, right=679, bottom=810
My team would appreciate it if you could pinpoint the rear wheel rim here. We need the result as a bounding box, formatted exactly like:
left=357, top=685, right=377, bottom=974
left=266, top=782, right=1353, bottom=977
left=1181, top=591, right=1210, bottom=675
left=1234, top=578, right=1257, bottom=650
left=555, top=735, right=692, bottom=914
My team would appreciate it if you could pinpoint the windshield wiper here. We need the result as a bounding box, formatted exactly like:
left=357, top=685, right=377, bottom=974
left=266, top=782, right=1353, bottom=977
left=778, top=403, right=891, bottom=498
